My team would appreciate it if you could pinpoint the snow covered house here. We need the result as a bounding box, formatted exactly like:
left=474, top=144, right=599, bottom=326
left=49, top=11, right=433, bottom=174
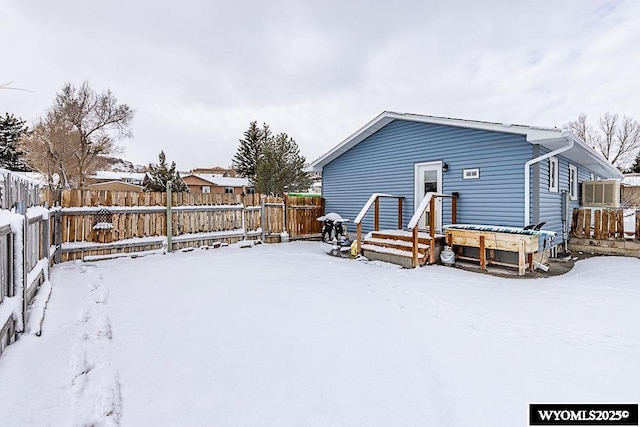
left=308, top=111, right=622, bottom=266
left=182, top=174, right=253, bottom=195
left=86, top=171, right=147, bottom=191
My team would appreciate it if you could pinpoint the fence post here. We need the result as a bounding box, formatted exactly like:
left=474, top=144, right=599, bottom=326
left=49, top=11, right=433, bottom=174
left=260, top=195, right=266, bottom=242
left=281, top=196, right=286, bottom=234
left=242, top=195, right=248, bottom=241
left=54, top=210, right=62, bottom=264
left=42, top=202, right=49, bottom=262
left=166, top=184, right=173, bottom=252
left=16, top=201, right=27, bottom=333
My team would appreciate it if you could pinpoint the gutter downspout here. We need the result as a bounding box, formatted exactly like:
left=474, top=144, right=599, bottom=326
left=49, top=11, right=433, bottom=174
left=524, top=133, right=575, bottom=226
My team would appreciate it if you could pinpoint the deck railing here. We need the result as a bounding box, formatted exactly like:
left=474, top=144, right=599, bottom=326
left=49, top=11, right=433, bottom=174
left=354, top=193, right=404, bottom=254
left=407, top=192, right=458, bottom=267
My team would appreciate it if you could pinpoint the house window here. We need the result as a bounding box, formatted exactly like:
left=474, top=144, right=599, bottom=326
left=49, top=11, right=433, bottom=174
left=549, top=157, right=559, bottom=192
left=589, top=172, right=595, bottom=181
left=463, top=168, right=479, bottom=179
left=569, top=164, right=578, bottom=200
left=201, top=186, right=211, bottom=194
left=224, top=187, right=234, bottom=194
left=245, top=187, right=255, bottom=195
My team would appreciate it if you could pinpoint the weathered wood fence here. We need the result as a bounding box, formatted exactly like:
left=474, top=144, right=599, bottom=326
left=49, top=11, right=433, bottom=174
left=40, top=190, right=325, bottom=261
left=569, top=208, right=640, bottom=257
left=0, top=170, right=40, bottom=210
left=1, top=171, right=50, bottom=356
left=570, top=208, right=640, bottom=240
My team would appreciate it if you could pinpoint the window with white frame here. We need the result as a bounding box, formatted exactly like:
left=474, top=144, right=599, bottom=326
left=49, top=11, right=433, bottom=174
left=224, top=187, right=234, bottom=194
left=569, top=164, right=578, bottom=200
left=589, top=172, right=595, bottom=181
left=201, top=185, right=211, bottom=194
left=549, top=157, right=559, bottom=192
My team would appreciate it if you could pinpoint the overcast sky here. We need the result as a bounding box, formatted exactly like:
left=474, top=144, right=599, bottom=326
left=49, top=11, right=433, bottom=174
left=1, top=0, right=639, bottom=171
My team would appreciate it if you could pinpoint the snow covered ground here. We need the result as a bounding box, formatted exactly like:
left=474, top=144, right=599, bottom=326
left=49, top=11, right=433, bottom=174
left=0, top=242, right=639, bottom=426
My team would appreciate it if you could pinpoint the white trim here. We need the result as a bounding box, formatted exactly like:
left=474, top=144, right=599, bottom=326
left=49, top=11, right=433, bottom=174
left=524, top=140, right=574, bottom=226
left=414, top=161, right=443, bottom=230
left=568, top=164, right=578, bottom=201
left=549, top=156, right=559, bottom=193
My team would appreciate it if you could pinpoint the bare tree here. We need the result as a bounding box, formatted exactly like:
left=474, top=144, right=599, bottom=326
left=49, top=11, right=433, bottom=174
left=564, top=112, right=640, bottom=170
left=20, top=115, right=80, bottom=187
left=19, top=81, right=134, bottom=187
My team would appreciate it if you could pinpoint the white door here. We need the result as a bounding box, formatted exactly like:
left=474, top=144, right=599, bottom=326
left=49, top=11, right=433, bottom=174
left=414, top=161, right=443, bottom=231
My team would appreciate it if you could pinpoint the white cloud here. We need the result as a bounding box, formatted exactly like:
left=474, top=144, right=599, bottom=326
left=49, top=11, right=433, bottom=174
left=2, top=0, right=639, bottom=170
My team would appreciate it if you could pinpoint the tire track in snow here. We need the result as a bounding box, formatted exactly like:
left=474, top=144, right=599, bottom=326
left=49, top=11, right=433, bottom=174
left=69, top=268, right=122, bottom=426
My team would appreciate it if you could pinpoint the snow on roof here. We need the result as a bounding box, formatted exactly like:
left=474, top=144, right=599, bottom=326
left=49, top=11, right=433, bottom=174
left=307, top=111, right=623, bottom=179
left=188, top=174, right=250, bottom=187
left=90, top=171, right=147, bottom=181
left=623, top=173, right=640, bottom=187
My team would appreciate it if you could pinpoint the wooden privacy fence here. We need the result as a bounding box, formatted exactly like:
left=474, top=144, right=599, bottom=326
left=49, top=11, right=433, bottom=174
left=1, top=170, right=40, bottom=210
left=285, top=195, right=324, bottom=237
left=40, top=190, right=325, bottom=261
left=1, top=204, right=50, bottom=356
left=571, top=208, right=640, bottom=240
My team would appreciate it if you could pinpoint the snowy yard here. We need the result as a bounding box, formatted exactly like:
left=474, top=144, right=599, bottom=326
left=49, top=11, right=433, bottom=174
left=0, top=241, right=639, bottom=426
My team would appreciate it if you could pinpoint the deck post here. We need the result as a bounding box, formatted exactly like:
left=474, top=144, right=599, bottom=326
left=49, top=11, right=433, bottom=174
left=374, top=198, right=379, bottom=231
left=356, top=222, right=362, bottom=254
left=636, top=209, right=640, bottom=240
left=412, top=227, right=418, bottom=268
left=451, top=196, right=457, bottom=224
left=429, top=197, right=435, bottom=237
left=397, top=198, right=403, bottom=229
left=479, top=235, right=486, bottom=269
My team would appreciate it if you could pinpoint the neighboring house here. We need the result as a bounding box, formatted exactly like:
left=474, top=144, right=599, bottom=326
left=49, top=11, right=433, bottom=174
left=622, top=173, right=640, bottom=208
left=308, top=111, right=622, bottom=246
left=85, top=171, right=147, bottom=192
left=182, top=174, right=253, bottom=195
left=190, top=166, right=237, bottom=177
left=87, top=171, right=147, bottom=186
left=86, top=181, right=143, bottom=192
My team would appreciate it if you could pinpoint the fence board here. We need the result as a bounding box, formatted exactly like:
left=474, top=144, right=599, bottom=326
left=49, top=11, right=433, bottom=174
left=570, top=208, right=636, bottom=241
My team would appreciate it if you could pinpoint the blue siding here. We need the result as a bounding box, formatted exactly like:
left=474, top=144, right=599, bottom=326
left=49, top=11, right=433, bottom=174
left=537, top=147, right=601, bottom=241
left=322, top=120, right=532, bottom=236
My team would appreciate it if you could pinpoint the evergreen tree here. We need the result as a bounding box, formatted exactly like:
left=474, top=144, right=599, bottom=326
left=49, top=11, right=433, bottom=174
left=144, top=151, right=188, bottom=192
left=0, top=113, right=30, bottom=171
left=254, top=132, right=311, bottom=196
left=232, top=121, right=271, bottom=181
left=630, top=152, right=640, bottom=173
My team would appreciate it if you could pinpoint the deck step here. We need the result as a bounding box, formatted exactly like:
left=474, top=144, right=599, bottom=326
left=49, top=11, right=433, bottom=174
left=361, top=244, right=425, bottom=268
left=369, top=231, right=432, bottom=245
left=364, top=237, right=430, bottom=252
left=361, top=229, right=433, bottom=268
left=361, top=244, right=425, bottom=259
